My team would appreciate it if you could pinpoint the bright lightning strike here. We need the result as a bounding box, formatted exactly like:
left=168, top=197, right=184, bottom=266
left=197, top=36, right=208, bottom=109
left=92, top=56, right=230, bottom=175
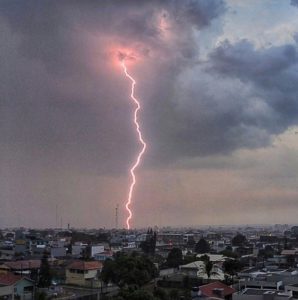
left=120, top=60, right=147, bottom=230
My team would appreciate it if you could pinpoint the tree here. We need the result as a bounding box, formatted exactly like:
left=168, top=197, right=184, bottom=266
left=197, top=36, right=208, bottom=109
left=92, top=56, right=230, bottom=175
left=119, top=289, right=156, bottom=300
left=205, top=260, right=213, bottom=279
left=82, top=243, right=91, bottom=260
left=258, top=245, right=274, bottom=259
left=140, top=229, right=157, bottom=255
left=38, top=252, right=52, bottom=287
left=154, top=287, right=169, bottom=300
left=183, top=275, right=190, bottom=289
left=183, top=254, right=197, bottom=265
left=223, top=259, right=243, bottom=278
left=166, top=248, right=183, bottom=268
left=101, top=252, right=158, bottom=287
left=169, top=289, right=179, bottom=300
left=187, top=236, right=196, bottom=248
left=66, top=243, right=72, bottom=254
left=220, top=249, right=238, bottom=259
left=232, top=233, right=247, bottom=247
left=195, top=238, right=210, bottom=254
left=198, top=255, right=213, bottom=279
left=198, top=255, right=219, bottom=281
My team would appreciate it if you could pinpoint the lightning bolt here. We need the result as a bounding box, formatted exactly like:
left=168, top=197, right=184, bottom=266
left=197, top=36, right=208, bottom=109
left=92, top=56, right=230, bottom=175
left=120, top=60, right=147, bottom=230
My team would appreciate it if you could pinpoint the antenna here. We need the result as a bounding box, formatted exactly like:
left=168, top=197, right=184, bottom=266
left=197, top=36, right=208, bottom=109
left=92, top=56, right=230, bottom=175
left=55, top=204, right=58, bottom=229
left=115, top=204, right=119, bottom=229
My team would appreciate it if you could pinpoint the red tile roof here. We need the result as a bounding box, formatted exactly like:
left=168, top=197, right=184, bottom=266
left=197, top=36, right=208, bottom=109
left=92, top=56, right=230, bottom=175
left=199, top=281, right=236, bottom=298
left=67, top=261, right=103, bottom=271
left=0, top=273, right=23, bottom=286
left=4, top=260, right=41, bottom=270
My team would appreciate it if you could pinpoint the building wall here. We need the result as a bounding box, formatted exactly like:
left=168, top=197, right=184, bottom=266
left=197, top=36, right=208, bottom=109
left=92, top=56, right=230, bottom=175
left=84, top=269, right=97, bottom=279
left=233, top=292, right=291, bottom=300
left=65, top=269, right=99, bottom=286
left=233, top=294, right=263, bottom=300
left=0, top=285, right=14, bottom=297
left=91, top=245, right=104, bottom=257
left=51, top=247, right=66, bottom=258
left=72, top=245, right=84, bottom=256
left=15, top=279, right=34, bottom=298
left=65, top=269, right=86, bottom=286
left=180, top=268, right=198, bottom=278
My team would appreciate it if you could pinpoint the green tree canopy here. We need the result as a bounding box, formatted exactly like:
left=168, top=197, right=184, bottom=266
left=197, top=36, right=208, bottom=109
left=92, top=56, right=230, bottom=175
left=223, top=259, right=243, bottom=277
left=166, top=248, right=183, bottom=268
left=140, top=229, right=157, bottom=255
left=220, top=249, right=238, bottom=259
left=101, top=252, right=158, bottom=287
left=117, top=288, right=156, bottom=300
left=259, top=245, right=274, bottom=259
left=38, top=252, right=52, bottom=288
left=195, top=238, right=210, bottom=254
left=231, top=233, right=247, bottom=247
left=205, top=260, right=213, bottom=279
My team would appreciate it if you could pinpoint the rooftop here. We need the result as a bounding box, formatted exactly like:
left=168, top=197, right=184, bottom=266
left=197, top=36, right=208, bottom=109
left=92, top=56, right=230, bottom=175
left=240, top=288, right=291, bottom=298
left=67, top=261, right=103, bottom=271
left=199, top=281, right=236, bottom=297
left=0, top=273, right=25, bottom=286
left=3, top=260, right=41, bottom=270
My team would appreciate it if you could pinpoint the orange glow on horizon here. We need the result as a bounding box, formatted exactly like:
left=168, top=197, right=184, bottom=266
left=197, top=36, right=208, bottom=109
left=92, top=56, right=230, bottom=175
left=120, top=59, right=147, bottom=230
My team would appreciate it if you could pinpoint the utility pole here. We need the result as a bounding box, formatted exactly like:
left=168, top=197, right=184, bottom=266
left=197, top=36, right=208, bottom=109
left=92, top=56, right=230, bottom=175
left=115, top=204, right=119, bottom=229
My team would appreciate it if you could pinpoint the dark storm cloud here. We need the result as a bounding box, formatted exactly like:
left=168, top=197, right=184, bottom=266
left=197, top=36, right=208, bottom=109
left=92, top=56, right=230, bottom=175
left=144, top=37, right=298, bottom=160
left=3, top=0, right=298, bottom=172
left=291, top=0, right=298, bottom=7
left=207, top=39, right=298, bottom=137
left=0, top=0, right=225, bottom=174
left=144, top=37, right=298, bottom=161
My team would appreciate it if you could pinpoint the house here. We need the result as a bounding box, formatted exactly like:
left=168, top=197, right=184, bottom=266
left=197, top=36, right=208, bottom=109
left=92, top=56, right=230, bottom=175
left=233, top=288, right=291, bottom=300
left=2, top=260, right=41, bottom=274
left=15, top=240, right=27, bottom=255
left=196, top=254, right=230, bottom=267
left=238, top=267, right=298, bottom=288
left=50, top=247, right=66, bottom=258
left=90, top=245, right=105, bottom=258
left=94, top=250, right=113, bottom=262
left=196, top=281, right=236, bottom=299
left=180, top=261, right=225, bottom=281
left=281, top=249, right=298, bottom=267
left=180, top=261, right=206, bottom=278
left=1, top=260, right=41, bottom=282
left=0, top=244, right=15, bottom=260
left=0, top=272, right=35, bottom=300
left=0, top=284, right=14, bottom=300
left=285, top=283, right=298, bottom=298
left=65, top=260, right=103, bottom=287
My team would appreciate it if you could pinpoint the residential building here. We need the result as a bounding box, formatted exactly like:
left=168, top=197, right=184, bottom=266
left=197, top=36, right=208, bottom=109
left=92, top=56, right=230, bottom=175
left=180, top=261, right=225, bottom=281
left=193, top=281, right=235, bottom=299
left=65, top=260, right=103, bottom=287
left=233, top=288, right=291, bottom=300
left=0, top=272, right=35, bottom=300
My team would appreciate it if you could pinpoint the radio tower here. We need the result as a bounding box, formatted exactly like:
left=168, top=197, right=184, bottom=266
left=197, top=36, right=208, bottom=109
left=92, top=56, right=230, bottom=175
left=115, top=204, right=119, bottom=229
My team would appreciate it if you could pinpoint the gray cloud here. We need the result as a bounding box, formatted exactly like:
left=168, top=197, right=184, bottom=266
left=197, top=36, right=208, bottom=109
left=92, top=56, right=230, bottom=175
left=2, top=1, right=298, bottom=228
left=0, top=0, right=226, bottom=175
left=291, top=0, right=298, bottom=7
left=1, top=1, right=297, bottom=172
left=201, top=39, right=298, bottom=149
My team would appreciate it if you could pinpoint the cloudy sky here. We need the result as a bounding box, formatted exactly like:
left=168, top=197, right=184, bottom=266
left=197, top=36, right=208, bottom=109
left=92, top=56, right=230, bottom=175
left=1, top=0, right=298, bottom=228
